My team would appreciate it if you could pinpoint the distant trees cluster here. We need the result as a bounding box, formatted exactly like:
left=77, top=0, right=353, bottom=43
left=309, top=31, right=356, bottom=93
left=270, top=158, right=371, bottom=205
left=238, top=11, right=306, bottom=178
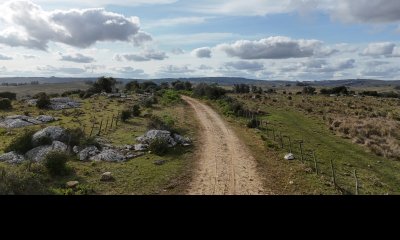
left=320, top=86, right=349, bottom=95
left=82, top=77, right=117, bottom=98
left=1, top=81, right=39, bottom=86
left=233, top=84, right=263, bottom=94
left=361, top=91, right=400, bottom=99
left=302, top=86, right=316, bottom=95
left=125, top=80, right=160, bottom=93
left=171, top=80, right=192, bottom=91
left=193, top=83, right=226, bottom=100
left=0, top=92, right=17, bottom=100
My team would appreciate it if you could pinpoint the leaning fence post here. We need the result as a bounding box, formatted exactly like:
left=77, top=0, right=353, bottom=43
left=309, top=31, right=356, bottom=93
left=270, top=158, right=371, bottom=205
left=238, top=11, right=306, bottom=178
left=330, top=159, right=336, bottom=187
left=299, top=141, right=304, bottom=162
left=354, top=169, right=359, bottom=195
left=98, top=119, right=103, bottom=136
left=279, top=132, right=284, bottom=148
left=312, top=150, right=319, bottom=175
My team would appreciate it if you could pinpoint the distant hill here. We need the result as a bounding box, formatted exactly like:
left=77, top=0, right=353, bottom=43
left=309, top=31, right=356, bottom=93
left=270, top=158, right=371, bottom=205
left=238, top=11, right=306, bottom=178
left=1, top=77, right=400, bottom=87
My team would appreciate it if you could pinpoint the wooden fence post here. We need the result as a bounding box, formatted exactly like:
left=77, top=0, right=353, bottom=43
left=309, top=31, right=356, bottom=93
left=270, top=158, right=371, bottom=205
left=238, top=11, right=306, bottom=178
left=110, top=115, right=114, bottom=129
left=279, top=132, right=284, bottom=148
left=354, top=169, right=359, bottom=195
left=288, top=136, right=292, bottom=153
left=272, top=128, right=276, bottom=141
left=98, top=119, right=103, bottom=136
left=299, top=141, right=304, bottom=162
left=89, top=122, right=95, bottom=137
left=105, top=118, right=109, bottom=133
left=312, top=150, right=319, bottom=175
left=330, top=159, right=336, bottom=187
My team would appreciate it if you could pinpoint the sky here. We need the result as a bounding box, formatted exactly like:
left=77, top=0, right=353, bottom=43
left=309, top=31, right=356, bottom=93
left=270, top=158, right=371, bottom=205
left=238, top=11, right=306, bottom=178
left=0, top=0, right=400, bottom=81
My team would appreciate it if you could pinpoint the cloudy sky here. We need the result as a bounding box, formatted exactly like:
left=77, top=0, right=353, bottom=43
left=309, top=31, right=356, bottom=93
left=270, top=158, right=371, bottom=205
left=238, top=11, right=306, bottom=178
left=0, top=0, right=400, bottom=80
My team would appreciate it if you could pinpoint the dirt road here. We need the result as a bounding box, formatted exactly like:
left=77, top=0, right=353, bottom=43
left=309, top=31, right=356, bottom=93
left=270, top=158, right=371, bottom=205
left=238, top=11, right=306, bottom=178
left=182, top=96, right=265, bottom=195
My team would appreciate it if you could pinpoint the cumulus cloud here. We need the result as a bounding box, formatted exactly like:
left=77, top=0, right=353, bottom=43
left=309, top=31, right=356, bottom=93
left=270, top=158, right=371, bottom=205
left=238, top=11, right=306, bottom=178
left=360, top=66, right=400, bottom=78
left=0, top=1, right=149, bottom=50
left=60, top=53, right=95, bottom=63
left=37, top=65, right=86, bottom=74
left=159, top=65, right=195, bottom=74
left=217, top=36, right=321, bottom=59
left=22, top=55, right=36, bottom=59
left=132, top=31, right=153, bottom=47
left=192, top=47, right=212, bottom=58
left=198, top=64, right=213, bottom=70
left=361, top=42, right=396, bottom=57
left=171, top=48, right=185, bottom=55
left=0, top=54, right=13, bottom=60
left=116, top=49, right=168, bottom=62
left=224, top=61, right=264, bottom=71
left=332, top=0, right=400, bottom=23
left=301, top=58, right=355, bottom=73
left=148, top=17, right=210, bottom=27
left=112, top=66, right=148, bottom=78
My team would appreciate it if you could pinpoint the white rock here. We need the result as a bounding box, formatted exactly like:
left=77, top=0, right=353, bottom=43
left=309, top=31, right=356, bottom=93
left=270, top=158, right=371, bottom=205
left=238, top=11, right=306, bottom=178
left=284, top=153, right=295, bottom=160
left=89, top=149, right=126, bottom=162
left=25, top=141, right=68, bottom=162
left=32, top=126, right=66, bottom=145
left=36, top=115, right=55, bottom=122
left=72, top=146, right=80, bottom=154
left=134, top=144, right=148, bottom=151
left=0, top=152, right=26, bottom=164
left=100, top=172, right=114, bottom=181
left=136, top=130, right=177, bottom=147
left=78, top=146, right=100, bottom=161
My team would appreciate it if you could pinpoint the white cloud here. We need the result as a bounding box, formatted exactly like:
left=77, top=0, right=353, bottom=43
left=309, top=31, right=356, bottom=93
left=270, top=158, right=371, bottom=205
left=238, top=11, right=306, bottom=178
left=192, top=47, right=212, bottom=58
left=0, top=54, right=13, bottom=60
left=158, top=65, right=195, bottom=74
left=37, top=65, right=87, bottom=74
left=171, top=48, right=185, bottom=55
left=224, top=61, right=264, bottom=71
left=0, top=1, right=148, bottom=50
left=147, top=17, right=210, bottom=28
left=60, top=53, right=95, bottom=63
left=33, top=0, right=177, bottom=7
left=112, top=66, right=148, bottom=78
left=361, top=42, right=396, bottom=57
left=116, top=49, right=168, bottom=62
left=217, top=36, right=321, bottom=59
left=22, top=55, right=37, bottom=59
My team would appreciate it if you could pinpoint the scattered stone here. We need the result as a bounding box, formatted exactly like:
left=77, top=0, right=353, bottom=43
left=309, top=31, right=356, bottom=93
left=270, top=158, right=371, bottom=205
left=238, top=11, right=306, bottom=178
left=36, top=115, right=55, bottom=123
left=32, top=126, right=66, bottom=145
left=100, top=172, right=115, bottom=182
left=289, top=181, right=294, bottom=185
left=0, top=151, right=26, bottom=164
left=72, top=146, right=80, bottom=154
left=66, top=181, right=79, bottom=188
left=284, top=153, right=295, bottom=160
left=26, top=97, right=80, bottom=110
left=25, top=141, right=68, bottom=162
left=136, top=130, right=192, bottom=148
left=134, top=144, right=148, bottom=151
left=89, top=149, right=126, bottom=162
left=78, top=146, right=100, bottom=161
left=153, top=160, right=167, bottom=166
left=0, top=118, right=34, bottom=128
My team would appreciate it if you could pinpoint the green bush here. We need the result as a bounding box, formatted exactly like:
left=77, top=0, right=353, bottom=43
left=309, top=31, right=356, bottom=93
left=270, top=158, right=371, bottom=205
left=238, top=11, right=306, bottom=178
left=4, top=130, right=35, bottom=154
left=0, top=166, right=47, bottom=195
left=0, top=98, right=12, bottom=110
left=43, top=152, right=71, bottom=176
left=140, top=97, right=157, bottom=108
left=193, top=83, right=226, bottom=100
left=64, top=128, right=85, bottom=147
left=147, top=115, right=176, bottom=133
left=132, top=104, right=141, bottom=117
left=160, top=89, right=181, bottom=105
left=34, top=136, right=52, bottom=147
left=121, top=110, right=132, bottom=122
left=80, top=136, right=101, bottom=149
left=149, top=138, right=169, bottom=156
left=36, top=92, right=51, bottom=109
left=247, top=119, right=261, bottom=129
left=0, top=92, right=16, bottom=100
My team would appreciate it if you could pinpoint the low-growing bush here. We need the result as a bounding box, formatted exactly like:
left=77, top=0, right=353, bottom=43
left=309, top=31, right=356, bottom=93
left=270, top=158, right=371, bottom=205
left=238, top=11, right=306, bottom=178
left=247, top=119, right=261, bottom=129
left=43, top=152, right=71, bottom=176
left=0, top=98, right=12, bottom=110
left=36, top=92, right=51, bottom=109
left=132, top=104, right=141, bottom=117
left=121, top=110, right=131, bottom=122
left=147, top=115, right=176, bottom=133
left=0, top=92, right=16, bottom=100
left=149, top=138, right=169, bottom=156
left=4, top=130, right=35, bottom=154
left=0, top=166, right=47, bottom=195
left=160, top=89, right=181, bottom=105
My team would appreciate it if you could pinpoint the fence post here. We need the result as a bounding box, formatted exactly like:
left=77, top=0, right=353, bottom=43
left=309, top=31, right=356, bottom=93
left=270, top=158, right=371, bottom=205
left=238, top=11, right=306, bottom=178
left=272, top=128, right=276, bottom=141
left=330, top=159, right=336, bottom=187
left=354, top=169, right=359, bottom=195
left=89, top=122, right=95, bottom=137
left=299, top=141, right=304, bottom=162
left=105, top=118, right=109, bottom=133
left=279, top=132, right=284, bottom=148
left=110, top=115, right=114, bottom=129
left=98, top=119, right=103, bottom=136
left=312, top=150, right=319, bottom=175
left=288, top=136, right=292, bottom=153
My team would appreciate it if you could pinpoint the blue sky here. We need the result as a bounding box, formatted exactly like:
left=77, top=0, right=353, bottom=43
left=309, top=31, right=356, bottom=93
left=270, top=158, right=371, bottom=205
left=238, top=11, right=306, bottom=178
left=0, top=0, right=400, bottom=80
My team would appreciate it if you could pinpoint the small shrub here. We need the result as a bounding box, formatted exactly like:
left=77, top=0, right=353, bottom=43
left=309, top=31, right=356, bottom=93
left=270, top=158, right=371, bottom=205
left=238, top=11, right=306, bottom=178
left=247, top=119, right=260, bottom=129
left=64, top=128, right=85, bottom=147
left=36, top=92, right=51, bottom=109
left=132, top=105, right=141, bottom=117
left=0, top=166, right=47, bottom=195
left=147, top=115, right=175, bottom=132
left=43, top=152, right=71, bottom=176
left=149, top=138, right=169, bottom=156
left=80, top=137, right=101, bottom=149
left=0, top=92, right=16, bottom=100
left=121, top=110, right=131, bottom=122
left=0, top=98, right=12, bottom=110
left=4, top=130, right=35, bottom=154
left=160, top=89, right=181, bottom=105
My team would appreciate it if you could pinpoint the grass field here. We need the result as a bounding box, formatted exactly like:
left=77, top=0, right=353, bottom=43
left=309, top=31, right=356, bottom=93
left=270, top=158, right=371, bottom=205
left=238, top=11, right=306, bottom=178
left=0, top=89, right=198, bottom=195
left=209, top=92, right=400, bottom=195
